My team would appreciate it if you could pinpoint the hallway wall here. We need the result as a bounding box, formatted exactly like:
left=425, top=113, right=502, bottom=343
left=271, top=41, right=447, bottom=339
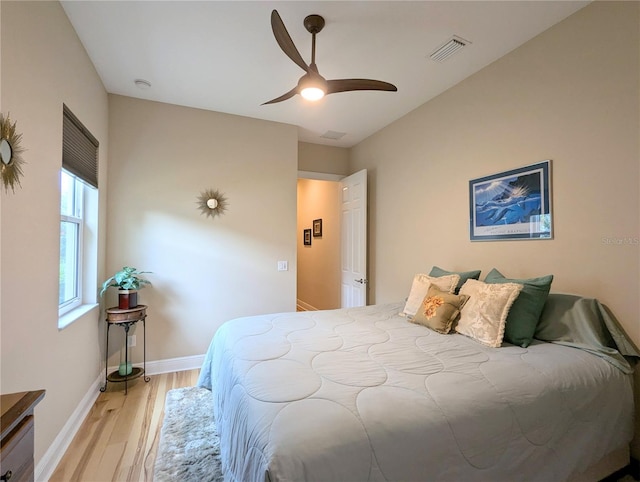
left=297, top=179, right=342, bottom=310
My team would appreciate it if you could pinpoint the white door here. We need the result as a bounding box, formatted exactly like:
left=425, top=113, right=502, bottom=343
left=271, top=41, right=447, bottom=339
left=341, top=169, right=367, bottom=308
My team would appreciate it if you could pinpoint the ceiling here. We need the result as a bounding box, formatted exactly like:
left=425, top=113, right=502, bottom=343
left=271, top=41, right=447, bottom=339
left=61, top=1, right=589, bottom=148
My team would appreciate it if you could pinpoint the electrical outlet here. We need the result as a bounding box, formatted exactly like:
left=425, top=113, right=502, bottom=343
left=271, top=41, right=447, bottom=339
left=128, top=335, right=136, bottom=347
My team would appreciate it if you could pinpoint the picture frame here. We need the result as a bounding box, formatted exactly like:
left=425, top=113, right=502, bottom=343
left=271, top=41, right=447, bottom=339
left=312, top=218, right=323, bottom=237
left=303, top=228, right=312, bottom=246
left=469, top=160, right=552, bottom=241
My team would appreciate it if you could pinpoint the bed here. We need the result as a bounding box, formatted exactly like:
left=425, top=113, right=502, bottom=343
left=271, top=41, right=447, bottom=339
left=197, top=293, right=638, bottom=482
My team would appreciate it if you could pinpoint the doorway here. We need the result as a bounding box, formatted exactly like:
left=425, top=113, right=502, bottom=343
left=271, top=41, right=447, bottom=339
left=296, top=177, right=342, bottom=310
left=297, top=169, right=368, bottom=311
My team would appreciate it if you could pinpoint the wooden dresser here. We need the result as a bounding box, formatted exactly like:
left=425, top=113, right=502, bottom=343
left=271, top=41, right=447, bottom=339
left=0, top=390, right=45, bottom=482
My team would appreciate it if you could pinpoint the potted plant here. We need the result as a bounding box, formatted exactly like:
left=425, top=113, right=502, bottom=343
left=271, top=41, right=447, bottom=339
left=100, top=266, right=151, bottom=309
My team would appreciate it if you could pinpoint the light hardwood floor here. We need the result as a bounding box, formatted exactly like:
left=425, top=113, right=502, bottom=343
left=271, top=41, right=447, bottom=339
left=50, top=369, right=200, bottom=482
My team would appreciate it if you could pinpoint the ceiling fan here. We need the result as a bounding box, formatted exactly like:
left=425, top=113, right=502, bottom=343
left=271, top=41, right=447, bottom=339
left=263, top=10, right=398, bottom=105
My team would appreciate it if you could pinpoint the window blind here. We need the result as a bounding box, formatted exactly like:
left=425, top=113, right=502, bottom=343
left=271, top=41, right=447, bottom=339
left=62, top=104, right=99, bottom=188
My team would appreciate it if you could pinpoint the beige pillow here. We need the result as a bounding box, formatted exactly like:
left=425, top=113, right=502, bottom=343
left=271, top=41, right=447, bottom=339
left=455, top=279, right=523, bottom=347
left=401, top=273, right=460, bottom=317
left=410, top=285, right=469, bottom=334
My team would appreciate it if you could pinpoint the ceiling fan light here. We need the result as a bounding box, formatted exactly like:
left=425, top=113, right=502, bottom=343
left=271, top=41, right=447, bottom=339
left=301, top=86, right=325, bottom=101
left=298, top=72, right=327, bottom=101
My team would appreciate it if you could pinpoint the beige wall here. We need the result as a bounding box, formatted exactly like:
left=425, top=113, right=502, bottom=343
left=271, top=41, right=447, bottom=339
left=107, top=95, right=298, bottom=364
left=297, top=179, right=342, bottom=310
left=350, top=2, right=640, bottom=345
left=1, top=0, right=109, bottom=469
left=299, top=141, right=350, bottom=176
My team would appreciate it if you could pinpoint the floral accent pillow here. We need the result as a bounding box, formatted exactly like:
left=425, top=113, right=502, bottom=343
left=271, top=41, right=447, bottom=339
left=401, top=273, right=461, bottom=318
left=410, top=285, right=469, bottom=334
left=455, top=279, right=524, bottom=347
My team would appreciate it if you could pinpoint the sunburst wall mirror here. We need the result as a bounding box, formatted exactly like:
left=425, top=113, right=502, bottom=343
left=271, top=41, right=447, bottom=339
left=197, top=188, right=228, bottom=219
left=1, top=113, right=26, bottom=193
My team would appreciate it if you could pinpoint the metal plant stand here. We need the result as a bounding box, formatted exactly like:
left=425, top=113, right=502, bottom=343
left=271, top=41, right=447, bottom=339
left=101, top=305, right=149, bottom=394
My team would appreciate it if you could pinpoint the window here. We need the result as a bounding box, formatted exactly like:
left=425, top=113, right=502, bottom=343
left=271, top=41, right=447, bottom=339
left=59, top=170, right=84, bottom=313
left=59, top=105, right=99, bottom=324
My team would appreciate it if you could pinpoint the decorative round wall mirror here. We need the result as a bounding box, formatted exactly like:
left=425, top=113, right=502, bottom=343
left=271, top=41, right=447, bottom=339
left=197, top=188, right=228, bottom=219
left=0, top=138, right=12, bottom=165
left=0, top=114, right=25, bottom=193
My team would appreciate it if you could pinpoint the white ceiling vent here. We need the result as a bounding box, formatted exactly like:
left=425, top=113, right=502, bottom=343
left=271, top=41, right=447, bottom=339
left=320, top=130, right=347, bottom=140
left=429, top=36, right=470, bottom=62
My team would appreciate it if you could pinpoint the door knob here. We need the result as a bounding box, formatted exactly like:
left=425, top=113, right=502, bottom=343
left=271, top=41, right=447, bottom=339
left=355, top=278, right=368, bottom=284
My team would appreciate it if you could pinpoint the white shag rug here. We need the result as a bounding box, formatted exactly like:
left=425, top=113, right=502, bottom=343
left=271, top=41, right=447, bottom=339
left=154, top=386, right=223, bottom=482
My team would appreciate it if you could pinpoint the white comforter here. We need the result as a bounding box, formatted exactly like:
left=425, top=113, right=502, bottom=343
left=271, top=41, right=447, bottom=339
left=198, top=302, right=633, bottom=482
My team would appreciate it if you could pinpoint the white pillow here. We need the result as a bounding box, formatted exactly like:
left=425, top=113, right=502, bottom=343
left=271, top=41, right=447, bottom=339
left=455, top=279, right=523, bottom=347
left=401, top=273, right=460, bottom=317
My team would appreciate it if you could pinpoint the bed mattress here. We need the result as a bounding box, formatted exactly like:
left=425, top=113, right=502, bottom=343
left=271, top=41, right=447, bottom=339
left=198, top=302, right=634, bottom=482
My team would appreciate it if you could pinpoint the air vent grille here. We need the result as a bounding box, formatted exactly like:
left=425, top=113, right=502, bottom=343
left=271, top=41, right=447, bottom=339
left=430, top=36, right=469, bottom=62
left=320, top=130, right=346, bottom=140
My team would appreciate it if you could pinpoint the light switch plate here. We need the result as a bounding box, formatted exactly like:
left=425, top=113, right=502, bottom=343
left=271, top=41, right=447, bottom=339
left=277, top=260, right=288, bottom=271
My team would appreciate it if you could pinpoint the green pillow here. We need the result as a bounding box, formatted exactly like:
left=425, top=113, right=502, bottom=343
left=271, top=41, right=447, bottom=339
left=484, top=268, right=553, bottom=347
left=429, top=266, right=481, bottom=294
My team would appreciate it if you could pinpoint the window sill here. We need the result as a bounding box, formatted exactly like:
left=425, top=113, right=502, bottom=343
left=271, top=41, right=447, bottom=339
left=58, top=303, right=99, bottom=330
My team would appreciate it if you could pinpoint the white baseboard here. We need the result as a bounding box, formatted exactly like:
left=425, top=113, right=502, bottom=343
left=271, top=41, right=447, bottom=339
left=296, top=299, right=319, bottom=311
left=143, top=354, right=205, bottom=376
left=35, top=354, right=205, bottom=480
left=104, top=354, right=205, bottom=377
left=35, top=373, right=103, bottom=482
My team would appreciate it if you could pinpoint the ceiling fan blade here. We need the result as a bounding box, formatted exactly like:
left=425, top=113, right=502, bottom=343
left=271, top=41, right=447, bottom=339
left=327, top=79, right=398, bottom=95
left=262, top=86, right=298, bottom=105
left=271, top=10, right=309, bottom=73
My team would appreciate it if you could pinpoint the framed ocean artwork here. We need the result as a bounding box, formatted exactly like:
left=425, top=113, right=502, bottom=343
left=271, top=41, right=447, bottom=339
left=469, top=160, right=552, bottom=241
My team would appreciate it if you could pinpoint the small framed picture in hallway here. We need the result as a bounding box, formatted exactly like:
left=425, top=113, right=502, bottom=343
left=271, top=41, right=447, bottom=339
left=304, top=229, right=312, bottom=246
left=313, top=219, right=323, bottom=237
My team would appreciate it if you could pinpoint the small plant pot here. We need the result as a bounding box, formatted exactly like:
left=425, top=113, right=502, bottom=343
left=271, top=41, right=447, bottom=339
left=118, top=289, right=138, bottom=309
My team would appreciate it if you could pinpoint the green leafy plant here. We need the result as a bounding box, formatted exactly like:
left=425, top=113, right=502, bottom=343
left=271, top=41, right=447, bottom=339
left=100, top=266, right=151, bottom=297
